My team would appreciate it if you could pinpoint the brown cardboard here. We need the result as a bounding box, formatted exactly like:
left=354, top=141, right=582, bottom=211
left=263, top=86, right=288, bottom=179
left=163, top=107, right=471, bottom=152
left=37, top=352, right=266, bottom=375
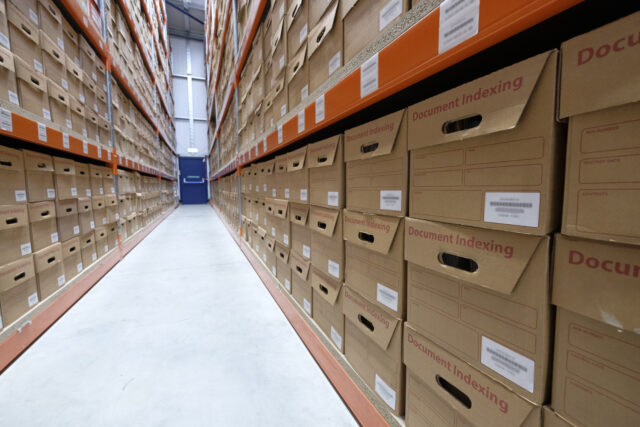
left=77, top=197, right=94, bottom=234
left=79, top=36, right=95, bottom=82
left=543, top=407, right=575, bottom=427
left=261, top=234, right=277, bottom=275
left=53, top=156, right=77, bottom=200
left=102, top=167, right=115, bottom=195
left=276, top=253, right=291, bottom=293
left=0, top=145, right=27, bottom=204
left=0, top=0, right=8, bottom=50
left=290, top=248, right=310, bottom=281
left=15, top=56, right=49, bottom=119
left=7, top=3, right=42, bottom=72
left=47, top=78, right=71, bottom=127
left=107, top=222, right=116, bottom=250
left=23, top=149, right=55, bottom=202
left=55, top=198, right=79, bottom=241
left=80, top=231, right=96, bottom=266
left=105, top=194, right=117, bottom=223
left=309, top=205, right=343, bottom=280
left=255, top=160, right=274, bottom=197
left=27, top=200, right=57, bottom=251
left=89, top=164, right=104, bottom=196
left=266, top=199, right=291, bottom=247
left=40, top=31, right=66, bottom=90
left=286, top=146, right=309, bottom=204
left=33, top=242, right=64, bottom=299
left=92, top=196, right=106, bottom=226
left=0, top=255, right=38, bottom=328
left=268, top=17, right=286, bottom=76
left=94, top=225, right=108, bottom=257
left=404, top=217, right=552, bottom=403
left=286, top=0, right=308, bottom=61
left=61, top=18, right=78, bottom=65
left=559, top=12, right=640, bottom=245
left=292, top=272, right=313, bottom=316
left=344, top=109, right=408, bottom=216
left=0, top=46, right=19, bottom=106
left=404, top=324, right=542, bottom=427
left=551, top=234, right=640, bottom=427
left=343, top=210, right=405, bottom=317
left=343, top=286, right=404, bottom=415
left=286, top=42, right=309, bottom=110
left=307, top=0, right=342, bottom=93
left=309, top=0, right=333, bottom=28
left=66, top=56, right=82, bottom=101
left=291, top=221, right=310, bottom=263
left=61, top=236, right=82, bottom=281
left=273, top=155, right=288, bottom=199
left=37, top=0, right=63, bottom=45
left=311, top=268, right=344, bottom=352
left=265, top=71, right=287, bottom=129
left=0, top=204, right=31, bottom=265
left=275, top=241, right=290, bottom=264
left=408, top=51, right=563, bottom=235
left=75, top=162, right=91, bottom=197
left=69, top=94, right=85, bottom=135
left=308, top=134, right=344, bottom=208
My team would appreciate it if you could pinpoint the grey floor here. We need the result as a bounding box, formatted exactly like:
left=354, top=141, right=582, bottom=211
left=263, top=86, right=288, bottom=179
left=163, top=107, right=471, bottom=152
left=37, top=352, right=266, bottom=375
left=0, top=205, right=357, bottom=427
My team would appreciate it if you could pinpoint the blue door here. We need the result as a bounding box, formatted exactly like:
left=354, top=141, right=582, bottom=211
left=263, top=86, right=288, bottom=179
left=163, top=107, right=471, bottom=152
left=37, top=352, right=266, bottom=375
left=179, top=157, right=208, bottom=204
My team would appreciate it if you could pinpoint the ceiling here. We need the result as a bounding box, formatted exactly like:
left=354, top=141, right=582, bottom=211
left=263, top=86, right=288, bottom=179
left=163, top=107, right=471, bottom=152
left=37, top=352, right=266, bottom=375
left=166, top=0, right=206, bottom=40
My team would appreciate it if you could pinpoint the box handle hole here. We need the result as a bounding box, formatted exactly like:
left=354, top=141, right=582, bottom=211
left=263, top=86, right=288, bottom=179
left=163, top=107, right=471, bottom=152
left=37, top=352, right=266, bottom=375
left=358, top=314, right=374, bottom=332
left=319, top=284, right=328, bottom=295
left=360, top=142, right=379, bottom=154
left=358, top=232, right=374, bottom=243
left=317, top=221, right=326, bottom=229
left=438, top=252, right=478, bottom=273
left=14, top=272, right=25, bottom=281
left=442, top=114, right=482, bottom=134
left=47, top=256, right=55, bottom=264
left=5, top=217, right=17, bottom=224
left=316, top=27, right=326, bottom=44
left=436, top=375, right=472, bottom=409
left=317, top=156, right=327, bottom=163
left=296, top=266, right=302, bottom=273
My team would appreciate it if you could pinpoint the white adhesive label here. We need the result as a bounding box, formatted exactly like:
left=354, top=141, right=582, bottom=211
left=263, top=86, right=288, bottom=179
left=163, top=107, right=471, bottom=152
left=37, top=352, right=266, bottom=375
left=263, top=139, right=267, bottom=152
left=328, top=260, right=340, bottom=278
left=300, top=189, right=307, bottom=201
left=102, top=218, right=106, bottom=224
left=283, top=234, right=289, bottom=245
left=263, top=253, right=267, bottom=262
left=0, top=108, right=11, bottom=131
left=272, top=188, right=277, bottom=197
left=92, top=72, right=97, bottom=82
left=315, top=95, right=325, bottom=123
left=115, top=213, right=120, bottom=220
left=71, top=187, right=77, bottom=196
left=0, top=32, right=9, bottom=49
left=327, top=191, right=339, bottom=207
left=63, top=133, right=70, bottom=148
left=42, top=109, right=51, bottom=121
left=51, top=232, right=58, bottom=243
left=279, top=55, right=285, bottom=70
left=301, top=85, right=308, bottom=100
left=284, top=189, right=290, bottom=199
left=107, top=151, right=111, bottom=161
left=104, top=244, right=108, bottom=252
left=361, top=53, right=379, bottom=98
left=284, top=278, right=291, bottom=291
left=21, top=243, right=32, bottom=256
left=29, top=9, right=38, bottom=24
left=66, top=119, right=72, bottom=129
left=28, top=292, right=38, bottom=307
left=377, top=283, right=399, bottom=312
left=380, top=0, right=403, bottom=30
left=297, top=110, right=305, bottom=133
left=90, top=220, right=95, bottom=229
left=272, top=227, right=276, bottom=237
left=97, top=146, right=102, bottom=158
left=328, top=51, right=341, bottom=76
left=278, top=125, right=283, bottom=143
left=47, top=188, right=56, bottom=199
left=62, top=79, right=69, bottom=90
left=380, top=190, right=402, bottom=212
left=57, top=38, right=65, bottom=50
left=249, top=184, right=253, bottom=190
left=263, top=184, right=267, bottom=192
left=83, top=140, right=89, bottom=154
left=15, top=190, right=26, bottom=202
left=93, top=104, right=98, bottom=113
left=303, top=298, right=311, bottom=314
left=38, top=123, right=47, bottom=141
left=484, top=192, right=540, bottom=227
left=91, top=252, right=97, bottom=261
left=34, top=59, right=43, bottom=73
left=79, top=93, right=85, bottom=103
left=8, top=90, right=19, bottom=105
left=280, top=104, right=286, bottom=117
left=302, top=245, right=310, bottom=259
left=438, top=0, right=480, bottom=54
left=272, top=265, right=277, bottom=276
left=57, top=274, right=66, bottom=287
left=375, top=374, right=397, bottom=410
left=481, top=336, right=535, bottom=393
left=77, top=262, right=83, bottom=272
left=73, top=225, right=80, bottom=235
left=86, top=189, right=92, bottom=197
left=330, top=326, right=343, bottom=349
left=99, top=187, right=104, bottom=195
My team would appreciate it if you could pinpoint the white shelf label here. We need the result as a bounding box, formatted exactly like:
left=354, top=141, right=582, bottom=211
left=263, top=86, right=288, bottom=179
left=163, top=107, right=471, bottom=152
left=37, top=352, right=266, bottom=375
left=331, top=326, right=343, bottom=349
left=73, top=225, right=80, bottom=235
left=361, top=53, right=379, bottom=98
left=272, top=265, right=277, bottom=276
left=272, top=188, right=276, bottom=197
left=481, top=336, right=535, bottom=393
left=277, top=125, right=283, bottom=144
left=377, top=283, right=399, bottom=312
left=315, top=95, right=325, bottom=123
left=375, top=374, right=397, bottom=410
left=90, top=220, right=95, bottom=229
left=42, top=109, right=51, bottom=121
left=380, top=0, right=402, bottom=30
left=77, top=262, right=83, bottom=273
left=21, top=243, right=32, bottom=256
left=8, top=90, right=19, bottom=105
left=303, top=298, right=311, bottom=314
left=38, top=123, right=47, bottom=141
left=380, top=190, right=402, bottom=211
left=263, top=139, right=267, bottom=152
left=279, top=55, right=285, bottom=71
left=328, top=260, right=340, bottom=278
left=1, top=108, right=12, bottom=131
left=301, top=85, right=308, bottom=100
left=71, top=188, right=77, bottom=196
left=15, top=190, right=26, bottom=202
left=438, top=0, right=480, bottom=54
left=300, top=189, right=307, bottom=201
left=484, top=192, right=540, bottom=227
left=51, top=232, right=58, bottom=243
left=47, top=188, right=56, bottom=199
left=302, top=245, right=310, bottom=259
left=297, top=110, right=305, bottom=133
left=28, top=292, right=38, bottom=307
left=97, top=146, right=102, bottom=158
left=57, top=274, right=66, bottom=287
left=83, top=140, right=89, bottom=154
left=66, top=119, right=72, bottom=129
left=86, top=189, right=92, bottom=197
left=327, top=191, right=339, bottom=207
left=63, top=133, right=70, bottom=148
left=300, top=24, right=308, bottom=43
left=284, top=189, right=290, bottom=199
left=328, top=51, right=341, bottom=75
left=104, top=244, right=108, bottom=253
left=284, top=278, right=291, bottom=291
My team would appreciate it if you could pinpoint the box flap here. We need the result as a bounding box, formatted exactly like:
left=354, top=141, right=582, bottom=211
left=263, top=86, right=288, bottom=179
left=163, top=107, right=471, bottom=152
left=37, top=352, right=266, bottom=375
left=259, top=159, right=275, bottom=176
left=53, top=157, right=75, bottom=175
left=552, top=234, right=640, bottom=333
left=61, top=237, right=80, bottom=257
left=252, top=63, right=262, bottom=83
left=343, top=210, right=401, bottom=255
left=405, top=217, right=543, bottom=295
left=15, top=59, right=46, bottom=94
left=290, top=250, right=310, bottom=280
left=23, top=150, right=54, bottom=172
left=408, top=51, right=552, bottom=150
left=287, top=0, right=304, bottom=31
left=307, top=1, right=338, bottom=59
left=271, top=72, right=285, bottom=100
left=307, top=135, right=341, bottom=168
left=81, top=232, right=94, bottom=247
left=94, top=226, right=107, bottom=240
left=0, top=205, right=28, bottom=231
left=559, top=12, right=640, bottom=118
left=343, top=286, right=400, bottom=351
left=62, top=19, right=77, bottom=44
left=77, top=197, right=91, bottom=212
left=275, top=242, right=290, bottom=263
left=0, top=256, right=35, bottom=293
left=7, top=4, right=39, bottom=46
left=48, top=80, right=69, bottom=106
left=66, top=56, right=82, bottom=80
left=267, top=198, right=289, bottom=219
left=344, top=109, right=405, bottom=162
left=34, top=243, right=62, bottom=272
left=56, top=199, right=77, bottom=217
left=91, top=196, right=104, bottom=210
left=274, top=154, right=288, bottom=174
left=0, top=146, right=24, bottom=171
left=0, top=46, right=15, bottom=73
left=104, top=194, right=117, bottom=206
left=309, top=205, right=339, bottom=237
left=287, top=145, right=307, bottom=172
left=265, top=235, right=276, bottom=252
left=286, top=43, right=307, bottom=85
left=341, top=0, right=358, bottom=19
left=311, top=267, right=342, bottom=305
left=28, top=201, right=55, bottom=223
left=270, top=18, right=285, bottom=58
left=70, top=97, right=84, bottom=116
left=41, top=32, right=65, bottom=66
left=38, top=0, right=62, bottom=24
left=89, top=164, right=103, bottom=178
left=290, top=203, right=309, bottom=225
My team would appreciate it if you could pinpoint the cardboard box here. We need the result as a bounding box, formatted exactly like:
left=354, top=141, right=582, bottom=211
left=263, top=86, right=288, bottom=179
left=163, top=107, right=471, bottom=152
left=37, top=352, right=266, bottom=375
left=37, top=0, right=63, bottom=44
left=61, top=236, right=82, bottom=281
left=92, top=196, right=106, bottom=226
left=286, top=0, right=308, bottom=61
left=345, top=109, right=408, bottom=216
left=265, top=70, right=287, bottom=129
left=0, top=255, right=38, bottom=329
left=543, top=407, right=575, bottom=427
left=290, top=246, right=310, bottom=282
left=551, top=234, right=640, bottom=427
left=268, top=17, right=287, bottom=77
left=290, top=205, right=310, bottom=258
left=308, top=135, right=344, bottom=208
left=89, top=164, right=104, bottom=196
left=0, top=0, right=8, bottom=50
left=559, top=12, right=640, bottom=245
left=343, top=286, right=404, bottom=415
left=80, top=230, right=96, bottom=266
left=0, top=145, right=27, bottom=204
left=105, top=194, right=117, bottom=223
left=69, top=95, right=86, bottom=136
left=102, top=167, right=115, bottom=195
left=40, top=32, right=66, bottom=90
left=342, top=0, right=409, bottom=63
left=275, top=243, right=291, bottom=291
left=23, top=149, right=55, bottom=202
left=7, top=2, right=43, bottom=73
left=404, top=324, right=542, bottom=427
left=75, top=162, right=91, bottom=197
left=79, top=36, right=95, bottom=83
left=15, top=56, right=49, bottom=120
left=311, top=267, right=344, bottom=352
left=309, top=205, right=343, bottom=280
left=27, top=200, right=57, bottom=251
left=273, top=155, right=288, bottom=199
left=292, top=272, right=313, bottom=316
left=405, top=217, right=552, bottom=403
left=47, top=79, right=71, bottom=128
left=61, top=18, right=78, bottom=65
left=255, top=160, right=274, bottom=197
left=55, top=198, right=79, bottom=241
left=0, top=204, right=31, bottom=265
left=408, top=51, right=562, bottom=235
left=77, top=197, right=94, bottom=234
left=107, top=222, right=117, bottom=249
left=262, top=235, right=278, bottom=275
left=33, top=242, right=65, bottom=299
left=52, top=156, right=77, bottom=200
left=285, top=146, right=309, bottom=204
left=343, top=210, right=405, bottom=317
left=66, top=56, right=82, bottom=99
left=7, top=0, right=38, bottom=28
left=286, top=43, right=309, bottom=113
left=94, top=225, right=108, bottom=257
left=266, top=198, right=290, bottom=247
left=307, top=1, right=342, bottom=93
left=0, top=46, right=19, bottom=106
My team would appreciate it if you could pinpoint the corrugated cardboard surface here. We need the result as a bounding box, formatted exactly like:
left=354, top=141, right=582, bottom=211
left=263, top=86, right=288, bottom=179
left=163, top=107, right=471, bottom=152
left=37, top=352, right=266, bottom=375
left=0, top=204, right=31, bottom=265
left=292, top=272, right=313, bottom=317
left=80, top=231, right=96, bottom=267
left=408, top=51, right=563, bottom=235
left=276, top=255, right=291, bottom=293
left=308, top=135, right=345, bottom=208
left=61, top=236, right=82, bottom=281
left=0, top=145, right=26, bottom=205
left=33, top=242, right=64, bottom=299
left=290, top=220, right=310, bottom=261
left=28, top=201, right=57, bottom=251
left=307, top=0, right=342, bottom=93
left=310, top=205, right=343, bottom=280
left=405, top=217, right=552, bottom=403
left=559, top=12, right=640, bottom=245
left=0, top=255, right=37, bottom=328
left=312, top=285, right=345, bottom=353
left=24, top=150, right=55, bottom=203
left=543, top=407, right=575, bottom=427
left=286, top=146, right=309, bottom=204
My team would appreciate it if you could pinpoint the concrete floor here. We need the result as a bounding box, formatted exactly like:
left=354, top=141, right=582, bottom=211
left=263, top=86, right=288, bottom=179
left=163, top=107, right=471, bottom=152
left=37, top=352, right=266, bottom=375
left=0, top=205, right=357, bottom=427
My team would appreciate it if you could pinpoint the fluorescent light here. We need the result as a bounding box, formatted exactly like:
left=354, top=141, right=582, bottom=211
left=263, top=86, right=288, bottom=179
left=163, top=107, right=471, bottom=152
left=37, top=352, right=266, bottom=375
left=187, top=147, right=199, bottom=153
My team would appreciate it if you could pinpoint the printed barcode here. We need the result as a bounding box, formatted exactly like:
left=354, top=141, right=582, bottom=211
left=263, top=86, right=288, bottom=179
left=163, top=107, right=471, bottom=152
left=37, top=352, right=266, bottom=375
left=486, top=348, right=528, bottom=373
left=443, top=0, right=466, bottom=14
left=0, top=108, right=12, bottom=131
left=374, top=374, right=397, bottom=410
left=444, top=17, right=474, bottom=38
left=361, top=54, right=379, bottom=98
left=489, top=202, right=533, bottom=208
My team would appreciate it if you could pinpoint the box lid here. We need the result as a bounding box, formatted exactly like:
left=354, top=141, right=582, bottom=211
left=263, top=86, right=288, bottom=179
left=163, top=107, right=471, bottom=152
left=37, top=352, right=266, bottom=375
left=38, top=0, right=62, bottom=25
left=66, top=56, right=82, bottom=80
left=265, top=235, right=276, bottom=252
left=286, top=0, right=304, bottom=31
left=15, top=59, right=47, bottom=94
left=48, top=79, right=69, bottom=106
left=0, top=256, right=35, bottom=293
left=341, top=0, right=358, bottom=19
left=274, top=154, right=288, bottom=174
left=267, top=198, right=288, bottom=219
left=405, top=217, right=545, bottom=296
left=0, top=46, right=16, bottom=73
left=559, top=12, right=640, bottom=118
left=309, top=205, right=340, bottom=237
left=70, top=97, right=84, bottom=116
left=287, top=145, right=307, bottom=172
left=345, top=109, right=405, bottom=162
left=290, top=203, right=309, bottom=225
left=27, top=201, right=55, bottom=223
left=275, top=242, right=290, bottom=263
left=552, top=234, right=640, bottom=333
left=343, top=286, right=400, bottom=351
left=269, top=17, right=285, bottom=59
left=77, top=197, right=91, bottom=212
left=0, top=204, right=28, bottom=231
left=62, top=18, right=78, bottom=45
left=41, top=32, right=64, bottom=66
left=307, top=135, right=341, bottom=169
left=311, top=267, right=342, bottom=305
left=290, top=250, right=310, bottom=280
left=80, top=232, right=94, bottom=247
left=33, top=243, right=62, bottom=272
left=408, top=51, right=552, bottom=150
left=89, top=164, right=103, bottom=178
left=104, top=194, right=116, bottom=206
left=53, top=156, right=75, bottom=175
left=61, top=237, right=80, bottom=257
left=258, top=159, right=275, bottom=176
left=7, top=4, right=39, bottom=46
left=307, top=1, right=338, bottom=59
left=286, top=43, right=307, bottom=85
left=0, top=145, right=24, bottom=171
left=94, top=226, right=107, bottom=240
left=75, top=162, right=88, bottom=176
left=343, top=210, right=402, bottom=255
left=23, top=150, right=53, bottom=172
left=56, top=198, right=77, bottom=217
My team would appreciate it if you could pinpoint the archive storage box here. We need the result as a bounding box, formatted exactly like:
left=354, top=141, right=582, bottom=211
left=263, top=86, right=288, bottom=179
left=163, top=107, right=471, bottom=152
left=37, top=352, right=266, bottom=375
left=79, top=230, right=96, bottom=267
left=309, top=205, right=343, bottom=281
left=292, top=272, right=312, bottom=317
left=0, top=204, right=31, bottom=265
left=308, top=135, right=344, bottom=209
left=286, top=146, right=309, bottom=204
left=311, top=267, right=344, bottom=352
left=0, top=145, right=27, bottom=204
left=7, top=2, right=43, bottom=73
left=24, top=150, right=55, bottom=202
left=55, top=198, right=79, bottom=241
left=61, top=236, right=82, bottom=281
left=47, top=79, right=71, bottom=128
left=52, top=156, right=77, bottom=200
left=307, top=1, right=342, bottom=93
left=75, top=162, right=91, bottom=197
left=27, top=201, right=57, bottom=251
left=94, top=225, right=108, bottom=257
left=0, top=255, right=38, bottom=329
left=40, top=32, right=66, bottom=90
left=0, top=46, right=19, bottom=105
left=33, top=242, right=65, bottom=299
left=15, top=57, right=49, bottom=120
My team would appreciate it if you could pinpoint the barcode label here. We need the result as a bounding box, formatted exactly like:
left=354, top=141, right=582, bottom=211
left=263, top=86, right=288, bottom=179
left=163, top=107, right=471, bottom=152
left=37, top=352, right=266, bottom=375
left=57, top=274, right=66, bottom=287
left=34, top=59, right=43, bottom=73
left=481, top=336, right=535, bottom=393
left=86, top=189, right=92, bottom=197
left=377, top=283, right=399, bottom=312
left=327, top=191, right=339, bottom=207
left=380, top=190, right=402, bottom=211
left=90, top=221, right=95, bottom=229
left=301, top=85, right=309, bottom=100
left=28, top=292, right=38, bottom=307
left=47, top=188, right=56, bottom=199
left=0, top=32, right=9, bottom=49
left=284, top=278, right=291, bottom=291
left=280, top=104, right=287, bottom=117
left=279, top=2, right=285, bottom=18
left=51, top=232, right=59, bottom=243
left=73, top=225, right=80, bottom=235
left=107, top=151, right=111, bottom=161
left=484, top=192, right=540, bottom=227
left=263, top=139, right=267, bottom=152
left=278, top=125, right=283, bottom=144
left=92, top=252, right=97, bottom=261
left=331, top=326, right=343, bottom=349
left=43, top=109, right=52, bottom=121
left=92, top=72, right=97, bottom=82
left=102, top=218, right=106, bottom=224
left=63, top=133, right=70, bottom=148
left=115, top=213, right=120, bottom=220
left=300, top=189, right=307, bottom=201
left=263, top=184, right=267, bottom=192
left=299, top=24, right=308, bottom=43
left=62, top=79, right=69, bottom=90
left=375, top=374, right=397, bottom=410
left=66, top=119, right=72, bottom=129
left=279, top=55, right=285, bottom=71
left=29, top=9, right=38, bottom=24
left=262, top=253, right=267, bottom=262
left=302, top=245, right=310, bottom=259
left=104, top=244, right=108, bottom=252
left=83, top=140, right=89, bottom=154
left=298, top=110, right=305, bottom=133
left=272, top=227, right=276, bottom=237
left=1, top=108, right=12, bottom=131
left=284, top=189, right=290, bottom=199
left=71, top=188, right=77, bottom=196
left=303, top=298, right=311, bottom=314
left=97, top=146, right=102, bottom=158
left=283, top=234, right=289, bottom=245
left=328, top=260, right=340, bottom=278
left=99, top=188, right=104, bottom=195
left=438, top=0, right=480, bottom=54
left=38, top=123, right=47, bottom=141
left=21, top=243, right=32, bottom=255
left=272, top=265, right=277, bottom=276
left=15, top=190, right=26, bottom=202
left=315, top=95, right=325, bottom=123
left=77, top=262, right=83, bottom=272
left=361, top=53, right=379, bottom=98
left=79, top=94, right=85, bottom=103
left=380, top=0, right=403, bottom=30
left=8, top=90, right=19, bottom=105
left=57, top=38, right=65, bottom=50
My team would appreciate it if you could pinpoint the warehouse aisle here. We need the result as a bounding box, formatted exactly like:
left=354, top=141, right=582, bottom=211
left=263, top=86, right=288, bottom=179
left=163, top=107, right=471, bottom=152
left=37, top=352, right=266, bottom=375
left=0, top=205, right=357, bottom=427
